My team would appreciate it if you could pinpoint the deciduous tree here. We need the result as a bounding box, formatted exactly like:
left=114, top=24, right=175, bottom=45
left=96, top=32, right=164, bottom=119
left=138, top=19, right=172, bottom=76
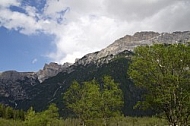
left=128, top=44, right=190, bottom=126
left=100, top=76, right=124, bottom=119
left=64, top=80, right=100, bottom=122
left=63, top=76, right=124, bottom=124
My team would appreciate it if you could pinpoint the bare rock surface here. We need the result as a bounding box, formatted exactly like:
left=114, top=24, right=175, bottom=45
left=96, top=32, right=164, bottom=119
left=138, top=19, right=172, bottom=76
left=36, top=62, right=72, bottom=82
left=75, top=31, right=190, bottom=66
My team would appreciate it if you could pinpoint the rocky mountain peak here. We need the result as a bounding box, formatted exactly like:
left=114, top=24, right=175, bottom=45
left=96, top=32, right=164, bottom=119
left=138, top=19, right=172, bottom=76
left=75, top=31, right=190, bottom=66
left=0, top=62, right=73, bottom=102
left=36, top=62, right=72, bottom=83
left=0, top=71, right=20, bottom=81
left=0, top=70, right=36, bottom=81
left=0, top=71, right=38, bottom=101
left=132, top=31, right=160, bottom=41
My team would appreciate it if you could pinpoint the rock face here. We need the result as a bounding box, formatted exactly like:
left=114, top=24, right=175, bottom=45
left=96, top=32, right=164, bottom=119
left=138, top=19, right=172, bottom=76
left=75, top=31, right=190, bottom=66
left=0, top=62, right=72, bottom=102
left=0, top=71, right=39, bottom=101
left=0, top=71, right=36, bottom=81
left=37, top=62, right=72, bottom=82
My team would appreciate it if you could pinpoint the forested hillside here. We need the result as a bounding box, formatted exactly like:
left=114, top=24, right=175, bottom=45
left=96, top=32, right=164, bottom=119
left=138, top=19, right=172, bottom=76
left=16, top=51, right=150, bottom=117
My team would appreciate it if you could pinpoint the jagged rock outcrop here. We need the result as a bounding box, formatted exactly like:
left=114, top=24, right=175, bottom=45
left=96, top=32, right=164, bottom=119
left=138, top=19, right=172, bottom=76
left=75, top=31, right=190, bottom=66
left=36, top=62, right=72, bottom=82
left=0, top=71, right=37, bottom=81
left=0, top=71, right=39, bottom=101
left=0, top=62, right=72, bottom=102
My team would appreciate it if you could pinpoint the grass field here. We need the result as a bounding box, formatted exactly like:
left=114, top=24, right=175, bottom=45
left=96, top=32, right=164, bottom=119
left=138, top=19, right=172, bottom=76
left=0, top=116, right=168, bottom=126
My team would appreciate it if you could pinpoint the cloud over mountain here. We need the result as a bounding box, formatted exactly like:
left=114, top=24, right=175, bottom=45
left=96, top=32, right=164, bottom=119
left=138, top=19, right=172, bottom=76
left=0, top=0, right=190, bottom=63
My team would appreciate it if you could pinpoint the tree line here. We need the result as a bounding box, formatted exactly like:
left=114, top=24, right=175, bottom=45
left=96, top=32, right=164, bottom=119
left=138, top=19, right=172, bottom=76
left=0, top=103, right=59, bottom=126
left=0, top=103, right=25, bottom=120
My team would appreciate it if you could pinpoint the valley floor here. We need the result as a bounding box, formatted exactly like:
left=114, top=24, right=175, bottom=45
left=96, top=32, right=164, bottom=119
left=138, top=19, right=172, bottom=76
left=0, top=116, right=168, bottom=126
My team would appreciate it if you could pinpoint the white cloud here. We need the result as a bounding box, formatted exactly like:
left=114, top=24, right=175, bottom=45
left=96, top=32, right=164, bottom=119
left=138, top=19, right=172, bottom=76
left=32, top=58, right=38, bottom=64
left=0, top=5, right=42, bottom=34
left=0, top=0, right=20, bottom=8
left=0, top=0, right=190, bottom=64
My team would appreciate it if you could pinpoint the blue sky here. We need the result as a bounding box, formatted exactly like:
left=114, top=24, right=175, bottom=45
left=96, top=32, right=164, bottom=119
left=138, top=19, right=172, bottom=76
left=0, top=0, right=190, bottom=72
left=0, top=27, right=55, bottom=71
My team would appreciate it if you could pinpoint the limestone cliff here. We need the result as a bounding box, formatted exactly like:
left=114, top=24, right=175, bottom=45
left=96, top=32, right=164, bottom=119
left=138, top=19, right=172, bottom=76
left=75, top=31, right=190, bottom=66
left=36, top=62, right=72, bottom=82
left=0, top=71, right=39, bottom=101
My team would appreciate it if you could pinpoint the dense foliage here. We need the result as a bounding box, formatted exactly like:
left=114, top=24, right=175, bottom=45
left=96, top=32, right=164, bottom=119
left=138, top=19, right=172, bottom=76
left=0, top=100, right=167, bottom=126
left=0, top=116, right=168, bottom=126
left=63, top=76, right=124, bottom=125
left=128, top=44, right=190, bottom=125
left=24, top=103, right=59, bottom=126
left=0, top=103, right=60, bottom=126
left=0, top=104, right=25, bottom=120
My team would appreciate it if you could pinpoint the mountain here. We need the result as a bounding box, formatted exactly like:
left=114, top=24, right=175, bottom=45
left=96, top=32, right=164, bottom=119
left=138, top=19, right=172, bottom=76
left=37, top=62, right=72, bottom=82
left=0, top=31, right=190, bottom=116
left=75, top=31, right=190, bottom=66
left=0, top=62, right=72, bottom=105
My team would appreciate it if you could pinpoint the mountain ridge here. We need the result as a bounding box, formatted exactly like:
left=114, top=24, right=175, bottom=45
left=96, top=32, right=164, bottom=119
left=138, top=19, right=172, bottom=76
left=1, top=31, right=189, bottom=74
left=0, top=31, right=190, bottom=116
left=75, top=31, right=190, bottom=66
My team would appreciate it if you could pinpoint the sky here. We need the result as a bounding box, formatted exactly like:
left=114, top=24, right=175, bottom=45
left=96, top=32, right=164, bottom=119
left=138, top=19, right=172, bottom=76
left=0, top=0, right=190, bottom=72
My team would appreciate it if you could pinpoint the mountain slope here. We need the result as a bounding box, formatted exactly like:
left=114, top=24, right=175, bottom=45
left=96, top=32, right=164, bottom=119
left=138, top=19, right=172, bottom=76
left=0, top=31, right=190, bottom=116
left=17, top=51, right=148, bottom=116
left=75, top=31, right=190, bottom=66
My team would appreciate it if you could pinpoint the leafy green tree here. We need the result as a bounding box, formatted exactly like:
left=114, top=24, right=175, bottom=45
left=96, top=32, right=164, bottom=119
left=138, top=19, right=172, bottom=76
left=128, top=44, right=190, bottom=126
left=63, top=81, right=82, bottom=117
left=0, top=104, right=25, bottom=120
left=5, top=106, right=13, bottom=119
left=44, top=103, right=59, bottom=119
left=25, top=107, right=35, bottom=120
left=13, top=110, right=20, bottom=120
left=25, top=107, right=36, bottom=125
left=0, top=104, right=5, bottom=118
left=64, top=80, right=100, bottom=123
left=25, top=104, right=59, bottom=126
left=100, top=76, right=124, bottom=126
left=63, top=76, right=124, bottom=124
left=19, top=109, right=25, bottom=121
left=100, top=76, right=124, bottom=119
left=80, top=80, right=101, bottom=120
